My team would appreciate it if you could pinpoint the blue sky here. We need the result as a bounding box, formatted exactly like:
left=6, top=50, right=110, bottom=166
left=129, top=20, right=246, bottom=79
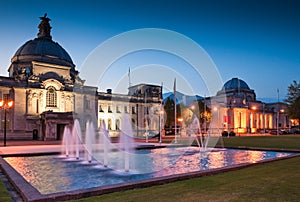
left=0, top=0, right=299, bottom=100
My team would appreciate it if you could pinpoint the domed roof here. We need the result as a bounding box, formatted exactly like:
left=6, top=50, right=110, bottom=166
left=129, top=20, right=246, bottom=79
left=11, top=14, right=74, bottom=67
left=223, top=78, right=250, bottom=90
left=13, top=37, right=73, bottom=64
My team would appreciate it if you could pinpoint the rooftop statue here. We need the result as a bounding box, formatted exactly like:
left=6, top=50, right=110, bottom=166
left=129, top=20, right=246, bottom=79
left=37, top=13, right=52, bottom=39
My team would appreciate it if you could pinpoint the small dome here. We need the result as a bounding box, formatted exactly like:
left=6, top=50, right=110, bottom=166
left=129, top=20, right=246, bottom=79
left=13, top=37, right=73, bottom=65
left=223, top=78, right=250, bottom=90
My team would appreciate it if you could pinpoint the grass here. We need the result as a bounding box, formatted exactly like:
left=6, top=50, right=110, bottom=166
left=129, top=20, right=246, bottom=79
left=217, top=135, right=300, bottom=150
left=0, top=176, right=12, bottom=202
left=1, top=135, right=300, bottom=201
left=74, top=156, right=300, bottom=202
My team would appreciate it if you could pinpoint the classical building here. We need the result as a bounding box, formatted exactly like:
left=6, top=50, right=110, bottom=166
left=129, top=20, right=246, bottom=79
left=209, top=78, right=289, bottom=134
left=98, top=84, right=163, bottom=138
left=0, top=15, right=162, bottom=140
left=0, top=14, right=97, bottom=140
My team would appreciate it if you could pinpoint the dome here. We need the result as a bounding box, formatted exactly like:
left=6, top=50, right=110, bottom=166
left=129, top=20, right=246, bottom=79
left=9, top=14, right=76, bottom=79
left=223, top=78, right=250, bottom=91
left=13, top=37, right=73, bottom=65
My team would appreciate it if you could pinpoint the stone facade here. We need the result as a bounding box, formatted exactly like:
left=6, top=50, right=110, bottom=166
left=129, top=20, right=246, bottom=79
left=208, top=78, right=290, bottom=134
left=0, top=15, right=162, bottom=141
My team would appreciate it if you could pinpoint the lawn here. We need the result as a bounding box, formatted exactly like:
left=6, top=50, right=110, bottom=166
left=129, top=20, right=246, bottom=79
left=72, top=135, right=300, bottom=202
left=217, top=135, right=300, bottom=150
left=74, top=156, right=300, bottom=202
left=1, top=135, right=300, bottom=201
left=0, top=174, right=12, bottom=202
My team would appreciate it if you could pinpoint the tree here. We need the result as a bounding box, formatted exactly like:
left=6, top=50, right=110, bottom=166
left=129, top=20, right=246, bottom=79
left=285, top=80, right=300, bottom=121
left=163, top=97, right=181, bottom=127
left=196, top=100, right=211, bottom=126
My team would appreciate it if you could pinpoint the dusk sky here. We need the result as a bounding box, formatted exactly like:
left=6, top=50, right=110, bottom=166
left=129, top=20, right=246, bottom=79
left=0, top=0, right=299, bottom=101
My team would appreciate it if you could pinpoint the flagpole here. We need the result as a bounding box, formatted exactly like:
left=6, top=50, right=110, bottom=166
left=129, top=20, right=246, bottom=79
left=174, top=78, right=177, bottom=143
left=128, top=67, right=131, bottom=88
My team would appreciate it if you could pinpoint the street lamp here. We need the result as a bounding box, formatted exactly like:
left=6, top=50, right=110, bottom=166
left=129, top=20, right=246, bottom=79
left=177, top=118, right=183, bottom=137
left=0, top=100, right=14, bottom=147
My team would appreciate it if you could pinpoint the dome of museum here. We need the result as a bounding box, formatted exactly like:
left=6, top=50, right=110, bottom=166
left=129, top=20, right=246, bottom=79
left=223, top=78, right=250, bottom=91
left=10, top=14, right=74, bottom=68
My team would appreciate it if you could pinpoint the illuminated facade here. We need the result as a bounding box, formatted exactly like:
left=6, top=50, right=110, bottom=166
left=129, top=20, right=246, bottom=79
left=0, top=15, right=163, bottom=140
left=98, top=84, right=163, bottom=137
left=210, top=78, right=290, bottom=134
left=0, top=15, right=97, bottom=140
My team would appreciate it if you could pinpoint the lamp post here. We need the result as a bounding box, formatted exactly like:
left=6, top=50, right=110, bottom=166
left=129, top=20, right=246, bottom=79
left=177, top=118, right=183, bottom=137
left=0, top=100, right=14, bottom=147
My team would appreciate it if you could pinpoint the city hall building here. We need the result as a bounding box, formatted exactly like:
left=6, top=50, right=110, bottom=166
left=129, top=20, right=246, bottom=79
left=0, top=15, right=163, bottom=140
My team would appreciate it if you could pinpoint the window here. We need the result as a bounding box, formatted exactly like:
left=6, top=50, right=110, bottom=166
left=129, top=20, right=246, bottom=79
left=108, top=105, right=112, bottom=113
left=99, top=105, right=104, bottom=112
left=132, top=106, right=136, bottom=114
left=84, top=96, right=90, bottom=110
left=124, top=106, right=128, bottom=113
left=116, top=106, right=121, bottom=113
left=46, top=86, right=57, bottom=107
left=116, top=119, right=120, bottom=130
left=108, top=119, right=112, bottom=130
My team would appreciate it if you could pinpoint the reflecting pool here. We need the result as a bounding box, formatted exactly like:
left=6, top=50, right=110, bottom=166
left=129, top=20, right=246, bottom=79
left=4, top=147, right=292, bottom=194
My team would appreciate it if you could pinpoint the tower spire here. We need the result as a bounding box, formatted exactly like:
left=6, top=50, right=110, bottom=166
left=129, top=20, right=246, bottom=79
left=37, top=13, right=52, bottom=39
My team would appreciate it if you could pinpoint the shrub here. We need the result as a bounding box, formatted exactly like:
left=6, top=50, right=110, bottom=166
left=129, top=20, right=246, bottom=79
left=229, top=131, right=236, bottom=136
left=222, top=131, right=228, bottom=137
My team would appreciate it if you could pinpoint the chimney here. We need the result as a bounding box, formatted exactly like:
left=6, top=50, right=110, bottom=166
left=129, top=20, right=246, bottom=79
left=106, top=89, right=112, bottom=94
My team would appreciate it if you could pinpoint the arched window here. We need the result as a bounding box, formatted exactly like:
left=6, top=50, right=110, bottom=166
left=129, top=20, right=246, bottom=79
left=46, top=86, right=57, bottom=107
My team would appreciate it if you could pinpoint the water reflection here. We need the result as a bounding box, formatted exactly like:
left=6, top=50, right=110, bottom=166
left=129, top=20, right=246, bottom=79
left=4, top=148, right=292, bottom=194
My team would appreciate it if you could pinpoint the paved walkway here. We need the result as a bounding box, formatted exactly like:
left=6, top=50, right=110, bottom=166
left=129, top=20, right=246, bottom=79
left=0, top=133, right=271, bottom=156
left=0, top=140, right=171, bottom=156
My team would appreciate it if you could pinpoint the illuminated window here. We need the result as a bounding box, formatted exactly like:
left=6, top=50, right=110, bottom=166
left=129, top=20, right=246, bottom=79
left=116, top=119, right=120, bottom=130
left=108, top=119, right=112, bottom=130
left=46, top=86, right=57, bottom=107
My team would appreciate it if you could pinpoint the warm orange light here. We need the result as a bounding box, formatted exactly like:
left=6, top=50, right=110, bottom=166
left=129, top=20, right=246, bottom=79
left=0, top=100, right=14, bottom=109
left=280, top=109, right=284, bottom=113
left=213, top=107, right=218, bottom=111
left=177, top=118, right=183, bottom=122
left=190, top=105, right=195, bottom=110
left=8, top=101, right=14, bottom=108
left=252, top=106, right=257, bottom=110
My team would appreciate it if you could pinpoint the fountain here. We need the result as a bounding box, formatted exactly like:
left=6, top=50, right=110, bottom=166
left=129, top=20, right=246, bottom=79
left=3, top=114, right=295, bottom=201
left=119, top=113, right=135, bottom=172
left=72, top=119, right=82, bottom=160
left=99, top=119, right=110, bottom=167
left=85, top=121, right=94, bottom=163
left=187, top=116, right=212, bottom=153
